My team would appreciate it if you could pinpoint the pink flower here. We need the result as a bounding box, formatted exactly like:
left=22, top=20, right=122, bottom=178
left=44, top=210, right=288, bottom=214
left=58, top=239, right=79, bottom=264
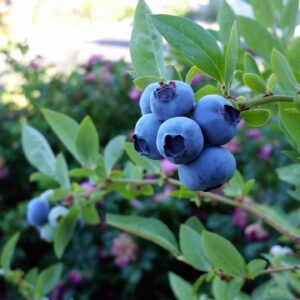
left=87, top=54, right=103, bottom=67
left=0, top=166, right=9, bottom=180
left=223, top=139, right=241, bottom=153
left=101, top=67, right=111, bottom=83
left=80, top=181, right=94, bottom=193
left=256, top=144, right=272, bottom=160
left=161, top=159, right=178, bottom=175
left=128, top=86, right=141, bottom=102
left=111, top=233, right=138, bottom=268
left=237, top=119, right=245, bottom=129
left=69, top=270, right=83, bottom=286
left=153, top=185, right=175, bottom=203
left=245, top=223, right=269, bottom=242
left=191, top=73, right=202, bottom=85
left=232, top=208, right=250, bottom=229
left=131, top=199, right=142, bottom=208
left=246, top=129, right=261, bottom=140
left=85, top=72, right=96, bottom=83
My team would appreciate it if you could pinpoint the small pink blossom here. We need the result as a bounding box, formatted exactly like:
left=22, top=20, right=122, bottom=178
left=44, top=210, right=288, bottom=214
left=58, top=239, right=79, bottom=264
left=128, top=86, right=141, bottom=102
left=87, top=54, right=103, bottom=67
left=85, top=72, right=96, bottom=83
left=161, top=159, right=178, bottom=175
left=69, top=270, right=83, bottom=286
left=223, top=139, right=241, bottom=153
left=80, top=181, right=94, bottom=193
left=191, top=73, right=202, bottom=85
left=153, top=185, right=175, bottom=203
left=111, top=233, right=138, bottom=268
left=237, top=119, right=245, bottom=129
left=245, top=223, right=269, bottom=242
left=256, top=144, right=272, bottom=160
left=246, top=129, right=261, bottom=140
left=232, top=208, right=250, bottom=229
left=131, top=199, right=143, bottom=208
left=0, top=167, right=9, bottom=180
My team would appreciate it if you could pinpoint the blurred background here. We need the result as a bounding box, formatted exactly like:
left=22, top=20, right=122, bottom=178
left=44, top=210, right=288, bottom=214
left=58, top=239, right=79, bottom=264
left=0, top=0, right=298, bottom=299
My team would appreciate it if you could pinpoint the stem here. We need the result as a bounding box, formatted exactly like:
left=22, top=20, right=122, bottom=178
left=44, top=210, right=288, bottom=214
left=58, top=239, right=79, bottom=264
left=241, top=95, right=293, bottom=108
left=259, top=265, right=300, bottom=276
left=109, top=177, right=300, bottom=243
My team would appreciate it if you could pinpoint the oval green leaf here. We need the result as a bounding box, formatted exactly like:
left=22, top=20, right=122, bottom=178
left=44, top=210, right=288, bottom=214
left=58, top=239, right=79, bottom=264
left=241, top=109, right=271, bottom=127
left=243, top=73, right=266, bottom=93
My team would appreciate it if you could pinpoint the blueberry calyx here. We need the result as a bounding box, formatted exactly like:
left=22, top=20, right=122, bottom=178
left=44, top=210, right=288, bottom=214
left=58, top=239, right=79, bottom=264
left=222, top=105, right=240, bottom=126
left=154, top=81, right=176, bottom=102
left=133, top=134, right=149, bottom=156
left=164, top=134, right=186, bottom=159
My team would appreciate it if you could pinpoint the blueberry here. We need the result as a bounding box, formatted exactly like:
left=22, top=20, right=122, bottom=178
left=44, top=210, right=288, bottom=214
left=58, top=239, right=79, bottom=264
left=140, top=82, right=160, bottom=114
left=178, top=146, right=236, bottom=191
left=150, top=80, right=194, bottom=120
left=133, top=113, right=163, bottom=159
left=48, top=205, right=69, bottom=228
left=156, top=117, right=204, bottom=164
left=192, top=95, right=240, bottom=145
left=27, top=197, right=49, bottom=227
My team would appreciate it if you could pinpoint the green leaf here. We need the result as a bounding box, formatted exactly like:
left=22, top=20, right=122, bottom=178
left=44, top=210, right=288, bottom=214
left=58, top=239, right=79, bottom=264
left=55, top=153, right=70, bottom=188
left=21, top=125, right=56, bottom=177
left=251, top=0, right=275, bottom=27
left=243, top=73, right=266, bottom=93
left=180, top=225, right=211, bottom=271
left=29, top=172, right=57, bottom=184
left=42, top=109, right=80, bottom=162
left=213, top=277, right=244, bottom=300
left=151, top=14, right=225, bottom=82
left=36, top=263, right=63, bottom=296
left=244, top=52, right=261, bottom=76
left=247, top=259, right=267, bottom=279
left=130, top=0, right=167, bottom=78
left=287, top=37, right=300, bottom=72
left=293, top=95, right=300, bottom=112
left=51, top=188, right=70, bottom=202
left=68, top=168, right=95, bottom=178
left=185, top=66, right=200, bottom=85
left=277, top=164, right=300, bottom=186
left=165, top=65, right=182, bottom=81
left=24, top=268, right=38, bottom=286
left=81, top=203, right=100, bottom=225
left=1, top=232, right=20, bottom=272
left=217, top=0, right=235, bottom=43
left=224, top=22, right=239, bottom=90
left=104, top=135, right=126, bottom=173
left=192, top=274, right=208, bottom=295
left=134, top=76, right=161, bottom=90
left=282, top=0, right=299, bottom=41
left=237, top=16, right=278, bottom=62
left=223, top=170, right=243, bottom=197
left=169, top=272, right=197, bottom=300
left=271, top=49, right=298, bottom=94
left=106, top=214, right=179, bottom=255
left=202, top=231, right=247, bottom=277
left=124, top=142, right=160, bottom=173
left=241, top=109, right=271, bottom=127
left=75, top=116, right=99, bottom=168
left=194, top=85, right=217, bottom=101
left=242, top=179, right=255, bottom=195
left=53, top=207, right=80, bottom=258
left=185, top=216, right=205, bottom=233
left=278, top=102, right=300, bottom=151
left=266, top=73, right=277, bottom=92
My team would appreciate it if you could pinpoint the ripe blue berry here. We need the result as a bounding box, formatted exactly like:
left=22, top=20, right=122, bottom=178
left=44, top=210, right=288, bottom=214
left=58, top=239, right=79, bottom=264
left=156, top=117, right=204, bottom=164
left=48, top=205, right=69, bottom=228
left=27, top=197, right=49, bottom=227
left=192, top=95, right=240, bottom=145
left=139, top=82, right=159, bottom=114
left=133, top=114, right=163, bottom=159
left=178, top=146, right=236, bottom=191
left=150, top=80, right=194, bottom=120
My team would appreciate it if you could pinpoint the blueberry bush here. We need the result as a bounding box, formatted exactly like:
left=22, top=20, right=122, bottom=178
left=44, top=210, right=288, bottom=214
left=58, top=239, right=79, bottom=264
left=2, top=0, right=300, bottom=299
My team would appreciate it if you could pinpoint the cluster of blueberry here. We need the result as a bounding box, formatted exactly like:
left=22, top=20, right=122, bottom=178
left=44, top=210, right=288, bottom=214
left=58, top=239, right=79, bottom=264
left=133, top=80, right=240, bottom=191
left=26, top=191, right=69, bottom=241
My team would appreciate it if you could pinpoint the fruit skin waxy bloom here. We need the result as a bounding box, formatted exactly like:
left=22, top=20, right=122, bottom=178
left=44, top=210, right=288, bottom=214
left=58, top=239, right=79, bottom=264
left=139, top=82, right=159, bottom=115
left=150, top=80, right=194, bottom=121
left=48, top=205, right=69, bottom=228
left=156, top=117, right=204, bottom=164
left=192, top=95, right=240, bottom=146
left=133, top=113, right=163, bottom=160
left=178, top=146, right=236, bottom=191
left=27, top=197, right=49, bottom=227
